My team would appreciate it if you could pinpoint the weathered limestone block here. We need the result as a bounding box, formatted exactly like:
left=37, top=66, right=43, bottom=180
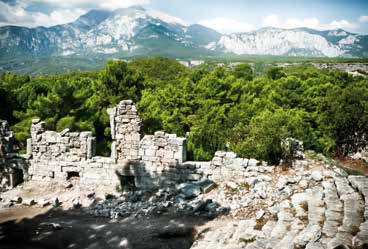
left=322, top=180, right=343, bottom=238
left=307, top=187, right=325, bottom=226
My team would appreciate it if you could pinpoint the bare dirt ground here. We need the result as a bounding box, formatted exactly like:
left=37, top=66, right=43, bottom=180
left=0, top=177, right=226, bottom=249
left=0, top=206, right=216, bottom=249
left=336, top=157, right=368, bottom=176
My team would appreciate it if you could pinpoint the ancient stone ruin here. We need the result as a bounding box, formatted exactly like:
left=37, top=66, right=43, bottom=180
left=21, top=100, right=261, bottom=191
left=1, top=101, right=368, bottom=249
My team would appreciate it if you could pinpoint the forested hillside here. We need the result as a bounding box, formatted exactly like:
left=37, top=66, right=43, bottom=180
left=1, top=58, right=367, bottom=163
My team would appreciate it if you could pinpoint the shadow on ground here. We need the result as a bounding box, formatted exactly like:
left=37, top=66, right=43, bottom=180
left=0, top=205, right=213, bottom=249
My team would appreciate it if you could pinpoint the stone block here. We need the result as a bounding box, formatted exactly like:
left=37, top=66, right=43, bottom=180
left=215, top=151, right=226, bottom=157
left=26, top=138, right=32, bottom=155
left=162, top=158, right=178, bottom=166
left=87, top=137, right=96, bottom=159
left=225, top=151, right=237, bottom=158
left=212, top=157, right=223, bottom=166
left=248, top=158, right=259, bottom=167
left=60, top=128, right=70, bottom=136
left=80, top=131, right=93, bottom=138
left=144, top=149, right=156, bottom=157
left=67, top=132, right=80, bottom=137
left=154, top=131, right=165, bottom=137
left=39, top=145, right=47, bottom=153
left=163, top=150, right=174, bottom=159
left=32, top=118, right=41, bottom=124
left=59, top=137, right=70, bottom=144
left=186, top=173, right=202, bottom=181
left=224, top=157, right=234, bottom=166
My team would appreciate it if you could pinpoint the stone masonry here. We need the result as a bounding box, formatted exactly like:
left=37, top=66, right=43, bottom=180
left=0, top=120, right=27, bottom=190
left=25, top=100, right=265, bottom=191
left=107, top=100, right=141, bottom=161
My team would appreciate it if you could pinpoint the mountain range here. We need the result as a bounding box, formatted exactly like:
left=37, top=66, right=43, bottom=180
left=0, top=6, right=367, bottom=73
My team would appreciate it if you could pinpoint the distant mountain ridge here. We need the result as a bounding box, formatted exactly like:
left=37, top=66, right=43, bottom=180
left=0, top=5, right=367, bottom=67
left=0, top=6, right=221, bottom=59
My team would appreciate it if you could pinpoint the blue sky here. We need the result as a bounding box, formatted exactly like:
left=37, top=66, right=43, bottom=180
left=1, top=0, right=367, bottom=34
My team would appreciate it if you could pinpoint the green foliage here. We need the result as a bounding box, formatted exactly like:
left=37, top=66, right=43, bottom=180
left=230, top=109, right=308, bottom=163
left=317, top=78, right=368, bottom=156
left=267, top=66, right=286, bottom=80
left=1, top=58, right=367, bottom=163
left=232, top=63, right=254, bottom=81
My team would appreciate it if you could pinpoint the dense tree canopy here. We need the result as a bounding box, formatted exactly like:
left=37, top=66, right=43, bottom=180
left=1, top=58, right=367, bottom=163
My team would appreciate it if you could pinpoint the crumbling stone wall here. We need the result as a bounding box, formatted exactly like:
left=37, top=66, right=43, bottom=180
left=107, top=100, right=141, bottom=161
left=0, top=120, right=27, bottom=190
left=29, top=119, right=96, bottom=181
left=26, top=100, right=270, bottom=191
left=0, top=119, right=15, bottom=158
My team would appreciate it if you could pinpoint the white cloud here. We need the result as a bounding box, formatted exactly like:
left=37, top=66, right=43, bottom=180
left=263, top=14, right=358, bottom=31
left=31, top=0, right=150, bottom=10
left=359, top=15, right=368, bottom=23
left=0, top=0, right=150, bottom=27
left=199, top=17, right=255, bottom=34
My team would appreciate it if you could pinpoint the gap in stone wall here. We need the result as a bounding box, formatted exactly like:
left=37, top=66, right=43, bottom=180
left=66, top=171, right=80, bottom=180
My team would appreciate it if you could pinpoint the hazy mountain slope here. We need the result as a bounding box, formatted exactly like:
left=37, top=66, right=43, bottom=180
left=0, top=6, right=219, bottom=59
left=208, top=27, right=365, bottom=57
left=0, top=5, right=367, bottom=73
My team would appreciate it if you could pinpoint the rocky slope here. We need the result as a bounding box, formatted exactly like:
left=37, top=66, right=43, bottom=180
left=191, top=157, right=368, bottom=249
left=208, top=27, right=368, bottom=57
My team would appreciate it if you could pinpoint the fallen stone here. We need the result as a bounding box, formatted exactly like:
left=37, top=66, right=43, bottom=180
left=72, top=197, right=81, bottom=209
left=23, top=198, right=36, bottom=206
left=50, top=223, right=62, bottom=230
left=311, top=171, right=323, bottom=181
left=256, top=209, right=265, bottom=219
left=11, top=196, right=22, bottom=204
left=189, top=199, right=207, bottom=212
left=226, top=181, right=238, bottom=190
left=198, top=179, right=217, bottom=193
left=276, top=177, right=287, bottom=190
left=178, top=183, right=201, bottom=199
left=64, top=182, right=73, bottom=189
left=299, top=179, right=309, bottom=189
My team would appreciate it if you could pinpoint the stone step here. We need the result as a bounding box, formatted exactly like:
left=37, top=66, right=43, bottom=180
left=348, top=176, right=368, bottom=248
left=274, top=229, right=300, bottom=249
left=244, top=220, right=276, bottom=249
left=353, top=221, right=368, bottom=248
left=306, top=186, right=325, bottom=226
left=348, top=175, right=368, bottom=219
left=265, top=200, right=296, bottom=248
left=322, top=179, right=343, bottom=238
left=328, top=176, right=365, bottom=248
left=294, top=224, right=322, bottom=248
left=230, top=219, right=256, bottom=243
left=306, top=242, right=326, bottom=249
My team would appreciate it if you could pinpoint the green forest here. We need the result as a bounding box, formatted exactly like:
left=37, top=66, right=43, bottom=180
left=1, top=58, right=367, bottom=163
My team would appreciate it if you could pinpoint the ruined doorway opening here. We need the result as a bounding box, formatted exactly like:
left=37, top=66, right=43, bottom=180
left=66, top=171, right=80, bottom=180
